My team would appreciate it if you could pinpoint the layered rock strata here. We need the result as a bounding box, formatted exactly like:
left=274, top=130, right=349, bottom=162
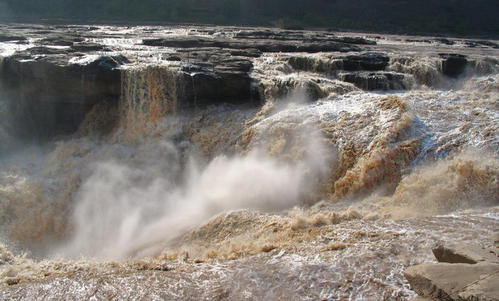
left=405, top=236, right=499, bottom=301
left=0, top=24, right=497, bottom=142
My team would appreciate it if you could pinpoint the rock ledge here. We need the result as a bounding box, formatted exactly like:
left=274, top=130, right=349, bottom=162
left=404, top=236, right=499, bottom=301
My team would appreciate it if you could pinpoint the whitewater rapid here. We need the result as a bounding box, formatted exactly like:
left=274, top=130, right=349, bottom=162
left=0, top=25, right=498, bottom=300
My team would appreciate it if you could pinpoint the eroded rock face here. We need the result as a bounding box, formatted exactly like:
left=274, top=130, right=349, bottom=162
left=405, top=263, right=499, bottom=301
left=0, top=34, right=28, bottom=42
left=165, top=47, right=257, bottom=106
left=142, top=30, right=366, bottom=53
left=405, top=236, right=499, bottom=301
left=342, top=52, right=390, bottom=71
left=440, top=53, right=468, bottom=78
left=0, top=55, right=123, bottom=139
left=432, top=243, right=499, bottom=264
left=339, top=71, right=408, bottom=90
left=0, top=24, right=497, bottom=143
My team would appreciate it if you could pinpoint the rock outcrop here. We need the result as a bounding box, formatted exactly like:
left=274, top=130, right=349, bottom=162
left=0, top=54, right=124, bottom=139
left=440, top=53, right=468, bottom=78
left=342, top=52, right=390, bottom=71
left=285, top=52, right=407, bottom=91
left=0, top=24, right=497, bottom=142
left=404, top=235, right=499, bottom=300
left=405, top=262, right=499, bottom=301
left=143, top=36, right=362, bottom=53
left=432, top=243, right=499, bottom=265
left=339, top=71, right=408, bottom=90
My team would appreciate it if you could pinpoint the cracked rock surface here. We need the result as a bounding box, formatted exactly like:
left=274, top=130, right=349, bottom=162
left=405, top=234, right=499, bottom=301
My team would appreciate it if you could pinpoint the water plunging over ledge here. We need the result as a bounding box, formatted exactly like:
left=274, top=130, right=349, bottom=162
left=0, top=24, right=498, bottom=300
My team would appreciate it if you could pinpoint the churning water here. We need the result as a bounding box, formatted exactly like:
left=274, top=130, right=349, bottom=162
left=0, top=25, right=498, bottom=300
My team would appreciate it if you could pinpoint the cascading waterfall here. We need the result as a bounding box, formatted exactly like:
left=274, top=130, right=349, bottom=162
left=0, top=25, right=497, bottom=300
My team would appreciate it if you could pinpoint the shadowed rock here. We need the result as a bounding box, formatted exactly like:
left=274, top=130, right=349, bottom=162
left=440, top=53, right=468, bottom=78
left=404, top=263, right=499, bottom=301
left=339, top=72, right=407, bottom=90
left=405, top=235, right=499, bottom=301
left=342, top=52, right=389, bottom=71
left=432, top=243, right=499, bottom=264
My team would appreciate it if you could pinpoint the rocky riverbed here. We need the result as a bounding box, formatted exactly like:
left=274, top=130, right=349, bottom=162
left=1, top=24, right=497, bottom=141
left=0, top=24, right=498, bottom=300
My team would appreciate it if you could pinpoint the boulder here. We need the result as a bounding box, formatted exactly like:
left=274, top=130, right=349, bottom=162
left=25, top=46, right=69, bottom=55
left=404, top=262, right=499, bottom=301
left=406, top=237, right=499, bottom=301
left=432, top=243, right=499, bottom=264
left=459, top=273, right=499, bottom=301
left=1, top=23, right=495, bottom=148
left=143, top=36, right=361, bottom=53
left=0, top=54, right=125, bottom=140
left=493, top=232, right=499, bottom=247
left=0, top=34, right=27, bottom=42
left=434, top=38, right=455, bottom=46
left=38, top=36, right=84, bottom=46
left=71, top=43, right=110, bottom=52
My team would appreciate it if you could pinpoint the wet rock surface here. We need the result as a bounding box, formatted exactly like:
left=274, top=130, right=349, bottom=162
left=0, top=54, right=122, bottom=139
left=0, top=34, right=28, bottom=42
left=339, top=71, right=408, bottom=90
left=342, top=52, right=390, bottom=71
left=440, top=53, right=468, bottom=78
left=405, top=263, right=499, bottom=301
left=405, top=235, right=499, bottom=300
left=0, top=24, right=498, bottom=301
left=432, top=243, right=499, bottom=265
left=142, top=35, right=362, bottom=53
left=0, top=24, right=498, bottom=140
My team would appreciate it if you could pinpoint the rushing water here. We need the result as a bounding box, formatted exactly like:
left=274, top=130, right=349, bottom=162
left=0, top=25, right=498, bottom=300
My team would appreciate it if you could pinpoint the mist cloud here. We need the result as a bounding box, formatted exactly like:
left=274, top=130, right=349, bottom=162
left=57, top=128, right=329, bottom=259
